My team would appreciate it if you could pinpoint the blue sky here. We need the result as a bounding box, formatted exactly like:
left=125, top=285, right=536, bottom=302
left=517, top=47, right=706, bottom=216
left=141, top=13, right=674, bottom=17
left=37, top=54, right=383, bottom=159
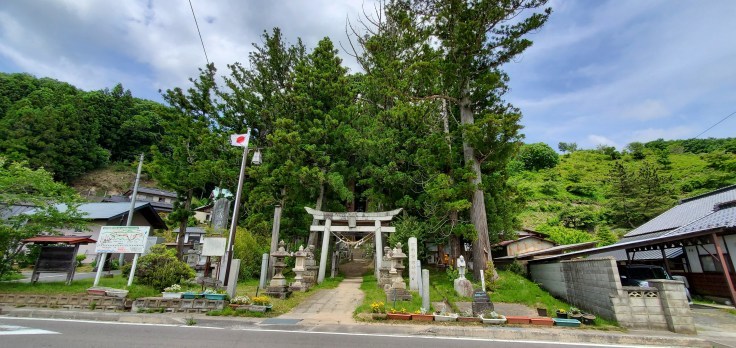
left=1, top=0, right=734, bottom=149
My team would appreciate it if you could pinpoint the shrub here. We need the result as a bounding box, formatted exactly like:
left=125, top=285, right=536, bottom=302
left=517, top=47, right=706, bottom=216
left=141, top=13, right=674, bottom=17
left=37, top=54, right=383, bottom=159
left=75, top=254, right=86, bottom=267
left=517, top=143, right=559, bottom=171
left=232, top=227, right=269, bottom=281
left=130, top=244, right=195, bottom=291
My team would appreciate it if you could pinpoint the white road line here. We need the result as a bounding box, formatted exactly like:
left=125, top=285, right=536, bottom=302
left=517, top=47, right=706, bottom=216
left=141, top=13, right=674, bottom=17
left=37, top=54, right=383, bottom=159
left=0, top=324, right=59, bottom=335
left=0, top=318, right=663, bottom=347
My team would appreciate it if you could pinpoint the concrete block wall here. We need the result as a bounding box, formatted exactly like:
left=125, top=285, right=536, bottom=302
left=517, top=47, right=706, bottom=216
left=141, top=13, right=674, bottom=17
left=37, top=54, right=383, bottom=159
left=0, top=293, right=127, bottom=311
left=131, top=297, right=224, bottom=313
left=562, top=258, right=620, bottom=321
left=649, top=280, right=695, bottom=334
left=529, top=262, right=567, bottom=299
left=614, top=287, right=668, bottom=330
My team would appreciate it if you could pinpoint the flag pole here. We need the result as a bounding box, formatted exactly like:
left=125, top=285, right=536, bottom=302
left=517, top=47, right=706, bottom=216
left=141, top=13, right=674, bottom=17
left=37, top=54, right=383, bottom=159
left=223, top=128, right=251, bottom=286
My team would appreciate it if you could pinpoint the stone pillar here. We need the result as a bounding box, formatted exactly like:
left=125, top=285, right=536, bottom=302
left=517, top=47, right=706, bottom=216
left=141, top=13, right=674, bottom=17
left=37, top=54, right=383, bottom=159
left=268, top=205, right=282, bottom=280
left=408, top=237, right=418, bottom=290
left=318, top=219, right=332, bottom=283
left=259, top=253, right=268, bottom=289
left=226, top=259, right=240, bottom=298
left=649, top=279, right=696, bottom=334
left=374, top=220, right=382, bottom=279
left=422, top=269, right=430, bottom=311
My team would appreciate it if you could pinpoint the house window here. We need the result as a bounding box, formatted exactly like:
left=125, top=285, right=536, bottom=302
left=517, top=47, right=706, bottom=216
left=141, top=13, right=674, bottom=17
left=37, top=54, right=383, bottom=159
left=699, top=254, right=733, bottom=272
left=158, top=197, right=164, bottom=202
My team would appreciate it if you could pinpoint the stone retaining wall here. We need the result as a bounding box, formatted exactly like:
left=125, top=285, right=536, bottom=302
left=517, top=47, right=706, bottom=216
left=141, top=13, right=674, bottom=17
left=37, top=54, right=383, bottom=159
left=131, top=297, right=224, bottom=313
left=0, top=293, right=127, bottom=311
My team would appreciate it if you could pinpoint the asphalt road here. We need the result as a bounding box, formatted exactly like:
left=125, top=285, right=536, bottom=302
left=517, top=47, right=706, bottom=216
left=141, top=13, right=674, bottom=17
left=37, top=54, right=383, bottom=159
left=0, top=317, right=645, bottom=348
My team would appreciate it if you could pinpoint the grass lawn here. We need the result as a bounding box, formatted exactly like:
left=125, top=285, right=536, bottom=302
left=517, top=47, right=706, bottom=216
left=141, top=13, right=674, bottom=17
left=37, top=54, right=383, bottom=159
left=207, top=276, right=345, bottom=318
left=0, top=274, right=159, bottom=299
left=354, top=268, right=618, bottom=328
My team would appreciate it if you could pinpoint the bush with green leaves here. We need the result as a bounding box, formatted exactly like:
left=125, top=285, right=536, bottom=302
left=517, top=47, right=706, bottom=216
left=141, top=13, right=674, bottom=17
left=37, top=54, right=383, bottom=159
left=128, top=244, right=195, bottom=291
left=232, top=227, right=270, bottom=281
left=517, top=143, right=559, bottom=171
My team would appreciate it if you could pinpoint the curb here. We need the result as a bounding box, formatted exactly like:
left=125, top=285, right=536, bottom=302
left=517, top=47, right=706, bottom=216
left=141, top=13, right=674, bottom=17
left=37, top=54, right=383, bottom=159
left=0, top=306, right=715, bottom=347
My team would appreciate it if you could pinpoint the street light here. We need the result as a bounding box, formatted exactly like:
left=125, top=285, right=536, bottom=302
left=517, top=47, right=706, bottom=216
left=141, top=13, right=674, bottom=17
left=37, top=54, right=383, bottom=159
left=223, top=130, right=261, bottom=286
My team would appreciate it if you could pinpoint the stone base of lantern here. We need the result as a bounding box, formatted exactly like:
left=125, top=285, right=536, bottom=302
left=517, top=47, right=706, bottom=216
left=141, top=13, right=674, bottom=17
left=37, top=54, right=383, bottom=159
left=266, top=285, right=292, bottom=299
left=385, top=287, right=412, bottom=302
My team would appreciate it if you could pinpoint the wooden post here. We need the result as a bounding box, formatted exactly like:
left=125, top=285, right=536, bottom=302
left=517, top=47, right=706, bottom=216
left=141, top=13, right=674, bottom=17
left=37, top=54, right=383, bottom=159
left=660, top=245, right=672, bottom=275
left=318, top=219, right=332, bottom=283
left=712, top=233, right=736, bottom=306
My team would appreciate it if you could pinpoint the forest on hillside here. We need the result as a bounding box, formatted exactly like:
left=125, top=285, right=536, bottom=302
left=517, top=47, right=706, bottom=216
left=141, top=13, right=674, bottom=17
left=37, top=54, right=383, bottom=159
left=2, top=1, right=735, bottom=277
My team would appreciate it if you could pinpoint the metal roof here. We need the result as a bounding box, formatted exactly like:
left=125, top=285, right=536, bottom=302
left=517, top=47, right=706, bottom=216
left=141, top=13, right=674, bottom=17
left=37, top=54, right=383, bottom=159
left=624, top=185, right=736, bottom=238
left=496, top=241, right=598, bottom=260
left=125, top=186, right=177, bottom=198
left=22, top=235, right=96, bottom=245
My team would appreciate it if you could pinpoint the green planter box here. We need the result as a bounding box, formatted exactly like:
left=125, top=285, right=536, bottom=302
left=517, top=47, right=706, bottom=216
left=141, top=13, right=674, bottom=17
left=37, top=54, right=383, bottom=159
left=204, top=294, right=226, bottom=301
left=182, top=292, right=201, bottom=299
left=553, top=318, right=581, bottom=327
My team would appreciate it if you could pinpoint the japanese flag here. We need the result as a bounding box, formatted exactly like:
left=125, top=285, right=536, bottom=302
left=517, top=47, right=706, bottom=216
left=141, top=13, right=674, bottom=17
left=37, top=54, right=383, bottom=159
left=230, top=129, right=251, bottom=147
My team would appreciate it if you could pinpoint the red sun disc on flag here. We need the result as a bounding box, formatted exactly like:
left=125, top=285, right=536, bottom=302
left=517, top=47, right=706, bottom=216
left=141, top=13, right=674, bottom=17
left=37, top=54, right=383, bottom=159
left=236, top=136, right=246, bottom=144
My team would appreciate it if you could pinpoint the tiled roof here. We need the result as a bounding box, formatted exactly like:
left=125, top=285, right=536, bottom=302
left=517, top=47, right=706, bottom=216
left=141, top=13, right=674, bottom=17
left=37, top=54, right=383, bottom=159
left=126, top=187, right=177, bottom=198
left=624, top=185, right=736, bottom=238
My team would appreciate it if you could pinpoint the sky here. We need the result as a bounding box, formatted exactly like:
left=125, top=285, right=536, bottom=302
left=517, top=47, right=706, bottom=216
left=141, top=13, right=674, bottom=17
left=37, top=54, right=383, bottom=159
left=1, top=0, right=734, bottom=150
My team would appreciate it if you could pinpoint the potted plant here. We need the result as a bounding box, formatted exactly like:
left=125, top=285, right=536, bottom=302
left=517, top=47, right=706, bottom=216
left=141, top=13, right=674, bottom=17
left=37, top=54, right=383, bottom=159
left=569, top=307, right=583, bottom=321
left=229, top=295, right=251, bottom=310
left=555, top=308, right=568, bottom=319
left=411, top=308, right=434, bottom=321
left=203, top=288, right=227, bottom=301
left=162, top=284, right=183, bottom=299
left=386, top=307, right=411, bottom=320
left=250, top=296, right=272, bottom=312
left=535, top=303, right=548, bottom=317
left=370, top=301, right=387, bottom=320
left=581, top=313, right=596, bottom=325
left=434, top=310, right=458, bottom=322
left=480, top=310, right=506, bottom=325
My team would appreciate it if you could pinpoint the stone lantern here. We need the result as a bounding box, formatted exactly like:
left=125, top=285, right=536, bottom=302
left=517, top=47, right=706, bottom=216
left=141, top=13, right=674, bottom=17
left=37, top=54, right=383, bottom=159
left=266, top=240, right=292, bottom=299
left=385, top=242, right=411, bottom=301
left=290, top=245, right=308, bottom=292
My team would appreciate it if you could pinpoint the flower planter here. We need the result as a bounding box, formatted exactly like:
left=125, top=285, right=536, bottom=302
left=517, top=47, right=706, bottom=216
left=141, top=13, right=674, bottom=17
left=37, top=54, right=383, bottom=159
left=531, top=317, right=554, bottom=326
left=555, top=311, right=568, bottom=319
left=434, top=314, right=458, bottom=322
left=182, top=292, right=201, bottom=299
left=536, top=308, right=548, bottom=317
left=569, top=313, right=583, bottom=322
left=411, top=314, right=434, bottom=321
left=105, top=289, right=129, bottom=298
left=204, top=294, right=227, bottom=301
left=480, top=315, right=507, bottom=325
left=249, top=305, right=269, bottom=312
left=581, top=314, right=596, bottom=325
left=505, top=316, right=531, bottom=325
left=457, top=316, right=480, bottom=323
left=553, top=318, right=581, bottom=327
left=229, top=304, right=251, bottom=310
left=386, top=313, right=412, bottom=320
left=162, top=292, right=182, bottom=299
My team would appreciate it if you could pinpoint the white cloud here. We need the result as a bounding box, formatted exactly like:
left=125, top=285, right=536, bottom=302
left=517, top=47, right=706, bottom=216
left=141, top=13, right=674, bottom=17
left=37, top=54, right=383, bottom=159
left=587, top=134, right=618, bottom=149
left=628, top=126, right=695, bottom=143
left=621, top=100, right=669, bottom=121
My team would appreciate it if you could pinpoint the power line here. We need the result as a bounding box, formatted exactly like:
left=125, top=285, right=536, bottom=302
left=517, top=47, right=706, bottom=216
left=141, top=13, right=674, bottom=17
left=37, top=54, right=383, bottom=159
left=693, top=110, right=736, bottom=139
left=188, top=0, right=210, bottom=65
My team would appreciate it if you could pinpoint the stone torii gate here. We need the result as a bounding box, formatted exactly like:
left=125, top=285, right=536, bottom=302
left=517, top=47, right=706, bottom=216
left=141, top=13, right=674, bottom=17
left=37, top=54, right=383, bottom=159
left=305, top=207, right=402, bottom=282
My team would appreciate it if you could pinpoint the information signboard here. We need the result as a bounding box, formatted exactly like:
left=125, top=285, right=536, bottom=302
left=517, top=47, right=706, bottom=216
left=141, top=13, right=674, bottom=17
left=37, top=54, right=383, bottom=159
left=95, top=226, right=150, bottom=254
left=202, top=237, right=227, bottom=257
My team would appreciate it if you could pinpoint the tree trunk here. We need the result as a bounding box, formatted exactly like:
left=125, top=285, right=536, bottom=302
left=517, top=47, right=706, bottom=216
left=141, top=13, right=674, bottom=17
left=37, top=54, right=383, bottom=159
left=459, top=92, right=492, bottom=281
left=176, top=191, right=192, bottom=259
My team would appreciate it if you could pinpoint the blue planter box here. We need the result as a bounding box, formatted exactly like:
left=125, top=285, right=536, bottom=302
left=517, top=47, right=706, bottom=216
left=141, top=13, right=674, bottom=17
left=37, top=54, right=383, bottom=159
left=204, top=294, right=226, bottom=301
left=553, top=318, right=581, bottom=327
left=182, top=292, right=201, bottom=299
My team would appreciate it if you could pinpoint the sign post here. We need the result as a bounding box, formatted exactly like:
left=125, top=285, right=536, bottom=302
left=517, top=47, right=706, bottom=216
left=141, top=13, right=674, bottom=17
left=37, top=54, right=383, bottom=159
left=93, top=226, right=150, bottom=287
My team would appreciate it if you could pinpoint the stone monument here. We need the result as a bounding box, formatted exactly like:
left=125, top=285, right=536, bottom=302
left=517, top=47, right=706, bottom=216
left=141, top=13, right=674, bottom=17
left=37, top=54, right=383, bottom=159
left=408, top=237, right=418, bottom=290
left=265, top=240, right=292, bottom=299
left=302, top=245, right=319, bottom=288
left=290, top=245, right=308, bottom=292
left=385, top=242, right=412, bottom=302
left=471, top=288, right=494, bottom=316
left=454, top=255, right=473, bottom=297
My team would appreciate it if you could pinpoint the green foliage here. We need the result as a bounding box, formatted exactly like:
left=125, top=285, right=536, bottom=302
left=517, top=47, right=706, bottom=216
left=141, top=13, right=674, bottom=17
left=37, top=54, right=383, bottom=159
left=506, top=259, right=526, bottom=276
left=558, top=206, right=599, bottom=231
left=128, top=244, right=195, bottom=291
left=232, top=227, right=270, bottom=280
left=596, top=226, right=618, bottom=247
left=558, top=142, right=578, bottom=154
left=537, top=225, right=596, bottom=245
left=0, top=159, right=87, bottom=279
left=606, top=161, right=674, bottom=228
left=596, top=145, right=621, bottom=160
left=625, top=142, right=647, bottom=160
left=518, top=143, right=560, bottom=171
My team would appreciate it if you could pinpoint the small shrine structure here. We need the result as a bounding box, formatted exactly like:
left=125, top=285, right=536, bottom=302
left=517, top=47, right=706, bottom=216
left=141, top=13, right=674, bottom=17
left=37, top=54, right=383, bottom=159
left=305, top=207, right=402, bottom=282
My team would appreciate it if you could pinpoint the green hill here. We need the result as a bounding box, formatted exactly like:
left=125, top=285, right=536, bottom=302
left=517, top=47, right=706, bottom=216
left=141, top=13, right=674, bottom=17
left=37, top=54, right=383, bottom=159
left=510, top=140, right=736, bottom=244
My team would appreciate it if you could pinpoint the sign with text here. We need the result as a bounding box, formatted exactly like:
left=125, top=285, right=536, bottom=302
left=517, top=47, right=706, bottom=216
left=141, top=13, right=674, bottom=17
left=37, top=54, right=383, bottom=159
left=202, top=237, right=227, bottom=257
left=95, top=226, right=150, bottom=254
